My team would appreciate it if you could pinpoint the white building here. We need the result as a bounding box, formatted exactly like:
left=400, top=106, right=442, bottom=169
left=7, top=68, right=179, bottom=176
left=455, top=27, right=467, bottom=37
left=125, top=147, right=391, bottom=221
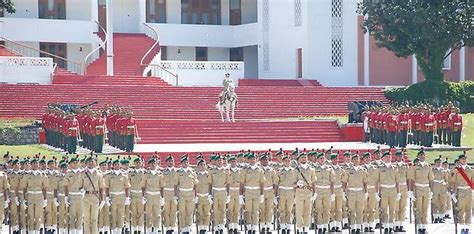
left=1, top=0, right=371, bottom=86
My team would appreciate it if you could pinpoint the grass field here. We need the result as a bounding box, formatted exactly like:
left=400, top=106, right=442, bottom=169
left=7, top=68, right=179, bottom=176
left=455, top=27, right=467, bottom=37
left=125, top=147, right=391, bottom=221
left=0, top=118, right=36, bottom=129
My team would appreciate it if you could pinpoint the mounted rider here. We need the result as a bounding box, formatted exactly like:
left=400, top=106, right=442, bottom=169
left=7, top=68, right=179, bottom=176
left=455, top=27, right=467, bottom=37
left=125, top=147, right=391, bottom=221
left=219, top=73, right=233, bottom=104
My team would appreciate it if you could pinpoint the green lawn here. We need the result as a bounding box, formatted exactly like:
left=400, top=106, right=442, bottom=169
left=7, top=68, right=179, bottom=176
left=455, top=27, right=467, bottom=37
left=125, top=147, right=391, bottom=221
left=0, top=118, right=37, bottom=129
left=0, top=144, right=61, bottom=159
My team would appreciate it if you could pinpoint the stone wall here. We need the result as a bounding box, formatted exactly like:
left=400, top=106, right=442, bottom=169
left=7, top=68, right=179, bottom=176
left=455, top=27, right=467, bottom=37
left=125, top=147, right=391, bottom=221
left=0, top=126, right=39, bottom=145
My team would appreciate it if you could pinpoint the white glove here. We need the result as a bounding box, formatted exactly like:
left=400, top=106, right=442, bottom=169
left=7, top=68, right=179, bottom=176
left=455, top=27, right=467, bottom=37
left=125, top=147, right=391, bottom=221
left=330, top=194, right=336, bottom=202
left=273, top=197, right=278, bottom=205
left=342, top=192, right=347, bottom=200
left=142, top=197, right=147, bottom=205
left=226, top=195, right=231, bottom=204
left=408, top=191, right=416, bottom=201
left=42, top=199, right=48, bottom=208
left=160, top=198, right=165, bottom=206
left=296, top=180, right=305, bottom=187
left=3, top=199, right=8, bottom=209
left=65, top=196, right=70, bottom=207
left=22, top=200, right=27, bottom=208
left=239, top=195, right=245, bottom=205
left=260, top=195, right=264, bottom=203
left=375, top=193, right=381, bottom=202
left=364, top=193, right=369, bottom=199
left=193, top=197, right=199, bottom=204
left=98, top=200, right=105, bottom=210
left=54, top=198, right=59, bottom=207
left=105, top=197, right=111, bottom=206
left=173, top=196, right=178, bottom=205
left=311, top=193, right=317, bottom=202
left=207, top=195, right=213, bottom=205
left=428, top=192, right=433, bottom=200
left=124, top=197, right=131, bottom=205
left=450, top=193, right=458, bottom=203
left=396, top=193, right=401, bottom=201
left=14, top=197, right=20, bottom=206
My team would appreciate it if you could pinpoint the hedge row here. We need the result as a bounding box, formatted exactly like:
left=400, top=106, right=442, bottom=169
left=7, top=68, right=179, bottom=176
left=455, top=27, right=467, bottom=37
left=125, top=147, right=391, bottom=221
left=384, top=80, right=474, bottom=113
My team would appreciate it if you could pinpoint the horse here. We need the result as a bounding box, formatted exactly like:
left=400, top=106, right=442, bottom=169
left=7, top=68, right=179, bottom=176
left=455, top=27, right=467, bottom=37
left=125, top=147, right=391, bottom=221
left=216, top=83, right=238, bottom=122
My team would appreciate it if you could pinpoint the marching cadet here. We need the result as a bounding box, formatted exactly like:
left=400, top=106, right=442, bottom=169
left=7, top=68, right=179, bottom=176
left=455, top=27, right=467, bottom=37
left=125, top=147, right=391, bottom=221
left=210, top=155, right=229, bottom=234
left=341, top=151, right=352, bottom=229
left=313, top=152, right=335, bottom=234
left=82, top=157, right=106, bottom=234
left=57, top=161, right=69, bottom=234
left=195, top=158, right=212, bottom=234
left=431, top=157, right=449, bottom=223
left=450, top=154, right=473, bottom=234
left=176, top=155, right=198, bottom=234
left=275, top=154, right=296, bottom=234
left=259, top=154, right=277, bottom=234
left=105, top=159, right=131, bottom=234
left=0, top=161, right=10, bottom=233
left=143, top=157, right=165, bottom=234
left=407, top=151, right=434, bottom=234
left=342, top=154, right=368, bottom=234
left=162, top=155, right=178, bottom=234
left=8, top=159, right=22, bottom=234
left=129, top=158, right=146, bottom=233
left=227, top=156, right=242, bottom=234
left=329, top=153, right=345, bottom=233
left=441, top=159, right=451, bottom=220
left=20, top=158, right=48, bottom=234
left=64, top=157, right=85, bottom=234
left=240, top=153, right=265, bottom=234
left=294, top=153, right=316, bottom=234
left=44, top=159, right=59, bottom=234
left=394, top=150, right=408, bottom=232
left=98, top=160, right=111, bottom=234
left=377, top=151, right=400, bottom=233
left=362, top=152, right=380, bottom=232
left=19, top=159, right=30, bottom=232
left=120, top=159, right=132, bottom=234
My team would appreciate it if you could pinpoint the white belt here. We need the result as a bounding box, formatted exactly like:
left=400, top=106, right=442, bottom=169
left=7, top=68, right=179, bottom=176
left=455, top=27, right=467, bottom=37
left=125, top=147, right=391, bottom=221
left=179, top=188, right=193, bottom=192
left=69, top=127, right=77, bottom=130
left=146, top=191, right=161, bottom=196
left=401, top=121, right=408, bottom=124
left=110, top=191, right=126, bottom=195
left=399, top=182, right=407, bottom=186
left=454, top=123, right=461, bottom=125
left=245, top=186, right=260, bottom=190
left=69, top=192, right=83, bottom=196
left=334, top=185, right=342, bottom=189
left=229, top=187, right=240, bottom=191
left=212, top=187, right=226, bottom=191
left=163, top=188, right=175, bottom=191
left=96, top=126, right=104, bottom=129
left=367, top=186, right=376, bottom=189
left=425, top=124, right=433, bottom=126
left=458, top=186, right=470, bottom=190
left=415, top=183, right=430, bottom=188
left=380, top=184, right=396, bottom=189
left=127, top=126, right=135, bottom=129
left=433, top=180, right=445, bottom=184
left=47, top=192, right=54, bottom=195
left=131, top=190, right=142, bottom=194
left=18, top=191, right=23, bottom=194
left=58, top=193, right=65, bottom=197
left=27, top=191, right=43, bottom=195
left=279, top=186, right=294, bottom=190
left=315, top=185, right=331, bottom=189
left=263, top=186, right=273, bottom=191
left=197, top=193, right=209, bottom=197
left=348, top=188, right=363, bottom=191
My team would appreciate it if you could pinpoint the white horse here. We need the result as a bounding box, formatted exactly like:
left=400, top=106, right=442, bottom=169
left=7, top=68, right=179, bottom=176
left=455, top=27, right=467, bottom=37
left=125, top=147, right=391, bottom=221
left=216, top=83, right=238, bottom=122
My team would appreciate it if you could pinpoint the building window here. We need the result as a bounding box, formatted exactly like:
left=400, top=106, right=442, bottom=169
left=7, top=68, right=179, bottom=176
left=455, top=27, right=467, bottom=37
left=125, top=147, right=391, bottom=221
left=196, top=47, right=208, bottom=61
left=294, top=0, right=302, bottom=26
left=331, top=0, right=343, bottom=68
left=230, top=47, right=243, bottom=61
left=443, top=51, right=451, bottom=70
left=40, top=42, right=67, bottom=68
left=147, top=0, right=166, bottom=23
left=297, top=48, right=303, bottom=78
left=230, top=0, right=241, bottom=25
left=161, top=46, right=167, bottom=60
left=38, top=0, right=66, bottom=19
left=181, top=0, right=221, bottom=25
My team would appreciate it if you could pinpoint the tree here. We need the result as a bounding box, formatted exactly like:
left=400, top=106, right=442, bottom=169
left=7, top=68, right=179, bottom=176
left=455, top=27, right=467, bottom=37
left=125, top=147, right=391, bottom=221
left=358, top=0, right=473, bottom=82
left=0, top=0, right=15, bottom=14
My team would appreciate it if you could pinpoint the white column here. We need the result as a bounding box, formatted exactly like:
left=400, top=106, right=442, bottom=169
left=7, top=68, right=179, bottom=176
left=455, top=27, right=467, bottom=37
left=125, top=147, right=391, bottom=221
left=412, top=55, right=418, bottom=84
left=91, top=0, right=98, bottom=22
left=138, top=0, right=146, bottom=32
left=459, top=46, right=465, bottom=82
left=106, top=0, right=114, bottom=76
left=363, top=27, right=370, bottom=86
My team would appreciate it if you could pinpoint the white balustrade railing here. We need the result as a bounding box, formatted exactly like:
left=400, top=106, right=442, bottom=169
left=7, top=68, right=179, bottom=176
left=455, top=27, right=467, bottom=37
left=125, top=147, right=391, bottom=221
left=0, top=56, right=54, bottom=84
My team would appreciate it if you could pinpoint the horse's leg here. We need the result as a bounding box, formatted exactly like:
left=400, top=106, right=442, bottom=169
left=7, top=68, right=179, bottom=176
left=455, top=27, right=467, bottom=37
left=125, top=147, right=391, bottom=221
left=225, top=101, right=231, bottom=122
left=220, top=106, right=225, bottom=122
left=231, top=101, right=236, bottom=122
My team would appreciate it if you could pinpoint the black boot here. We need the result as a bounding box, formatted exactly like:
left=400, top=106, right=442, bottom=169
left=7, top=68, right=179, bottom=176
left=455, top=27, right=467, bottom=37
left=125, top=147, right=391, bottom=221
left=355, top=228, right=361, bottom=234
left=350, top=229, right=356, bottom=234
left=343, top=223, right=350, bottom=229
left=335, top=226, right=342, bottom=233
left=233, top=229, right=238, bottom=234
left=266, top=227, right=271, bottom=234
left=369, top=227, right=375, bottom=232
left=399, top=226, right=406, bottom=232
left=281, top=229, right=287, bottom=234
left=375, top=223, right=382, bottom=229
left=322, top=228, right=327, bottom=233
left=260, top=228, right=265, bottom=234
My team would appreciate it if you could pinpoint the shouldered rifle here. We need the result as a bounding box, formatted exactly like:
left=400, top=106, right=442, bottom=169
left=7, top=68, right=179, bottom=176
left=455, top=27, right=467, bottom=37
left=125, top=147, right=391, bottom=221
left=295, top=164, right=312, bottom=191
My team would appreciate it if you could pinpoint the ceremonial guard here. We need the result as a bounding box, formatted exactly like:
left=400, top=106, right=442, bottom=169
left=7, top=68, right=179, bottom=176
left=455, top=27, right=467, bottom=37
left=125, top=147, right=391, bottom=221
left=209, top=155, right=229, bottom=233
left=407, top=151, right=434, bottom=234
left=105, top=159, right=131, bottom=234
left=450, top=154, right=473, bottom=234
left=313, top=153, right=335, bottom=233
left=329, top=153, right=346, bottom=232
left=275, top=154, right=296, bottom=234
left=82, top=157, right=105, bottom=234
left=431, top=157, right=449, bottom=223
left=240, top=153, right=265, bottom=234
left=129, top=158, right=146, bottom=233
left=143, top=156, right=164, bottom=234
left=377, top=151, right=400, bottom=233
left=162, top=155, right=178, bottom=234
left=227, top=156, right=242, bottom=234
left=195, top=159, right=212, bottom=234
left=259, top=154, right=277, bottom=234
left=176, top=155, right=198, bottom=234
left=294, top=153, right=316, bottom=234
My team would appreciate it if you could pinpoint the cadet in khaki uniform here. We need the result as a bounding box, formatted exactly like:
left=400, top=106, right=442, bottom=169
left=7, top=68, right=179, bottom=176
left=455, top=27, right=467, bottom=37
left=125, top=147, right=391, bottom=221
left=82, top=157, right=106, bottom=234
left=129, top=158, right=146, bottom=233
left=340, top=151, right=352, bottom=229
left=105, top=159, right=131, bottom=234
left=342, top=154, right=368, bottom=234
left=44, top=159, right=59, bottom=234
left=143, top=157, right=164, bottom=234
left=121, top=159, right=132, bottom=233
left=407, top=151, right=434, bottom=234
left=313, top=153, right=335, bottom=233
left=0, top=163, right=10, bottom=233
left=259, top=154, right=277, bottom=234
left=56, top=162, right=69, bottom=234
left=210, top=155, right=229, bottom=233
left=377, top=151, right=400, bottom=232
left=275, top=154, right=297, bottom=234
left=19, top=160, right=30, bottom=232
left=195, top=158, right=212, bottom=234
left=7, top=159, right=21, bottom=233
left=329, top=153, right=346, bottom=232
left=441, top=160, right=451, bottom=220
left=227, top=156, right=242, bottom=234
left=431, top=157, right=449, bottom=223
left=362, top=152, right=379, bottom=232
left=98, top=160, right=110, bottom=234
left=450, top=154, right=473, bottom=234
left=394, top=150, right=408, bottom=232
left=294, top=153, right=316, bottom=234
left=20, top=158, right=48, bottom=234
left=240, top=153, right=266, bottom=233
left=162, top=155, right=178, bottom=234
left=65, top=157, right=85, bottom=234
left=176, top=155, right=198, bottom=234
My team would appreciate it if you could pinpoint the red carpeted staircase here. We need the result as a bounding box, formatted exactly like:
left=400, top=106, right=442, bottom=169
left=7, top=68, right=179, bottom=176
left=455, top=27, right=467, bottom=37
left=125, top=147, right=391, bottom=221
left=239, top=79, right=321, bottom=86
left=0, top=46, right=20, bottom=56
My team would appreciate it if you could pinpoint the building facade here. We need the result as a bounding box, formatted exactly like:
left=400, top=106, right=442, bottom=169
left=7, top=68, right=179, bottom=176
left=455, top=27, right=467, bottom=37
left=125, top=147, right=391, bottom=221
left=0, top=0, right=472, bottom=86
